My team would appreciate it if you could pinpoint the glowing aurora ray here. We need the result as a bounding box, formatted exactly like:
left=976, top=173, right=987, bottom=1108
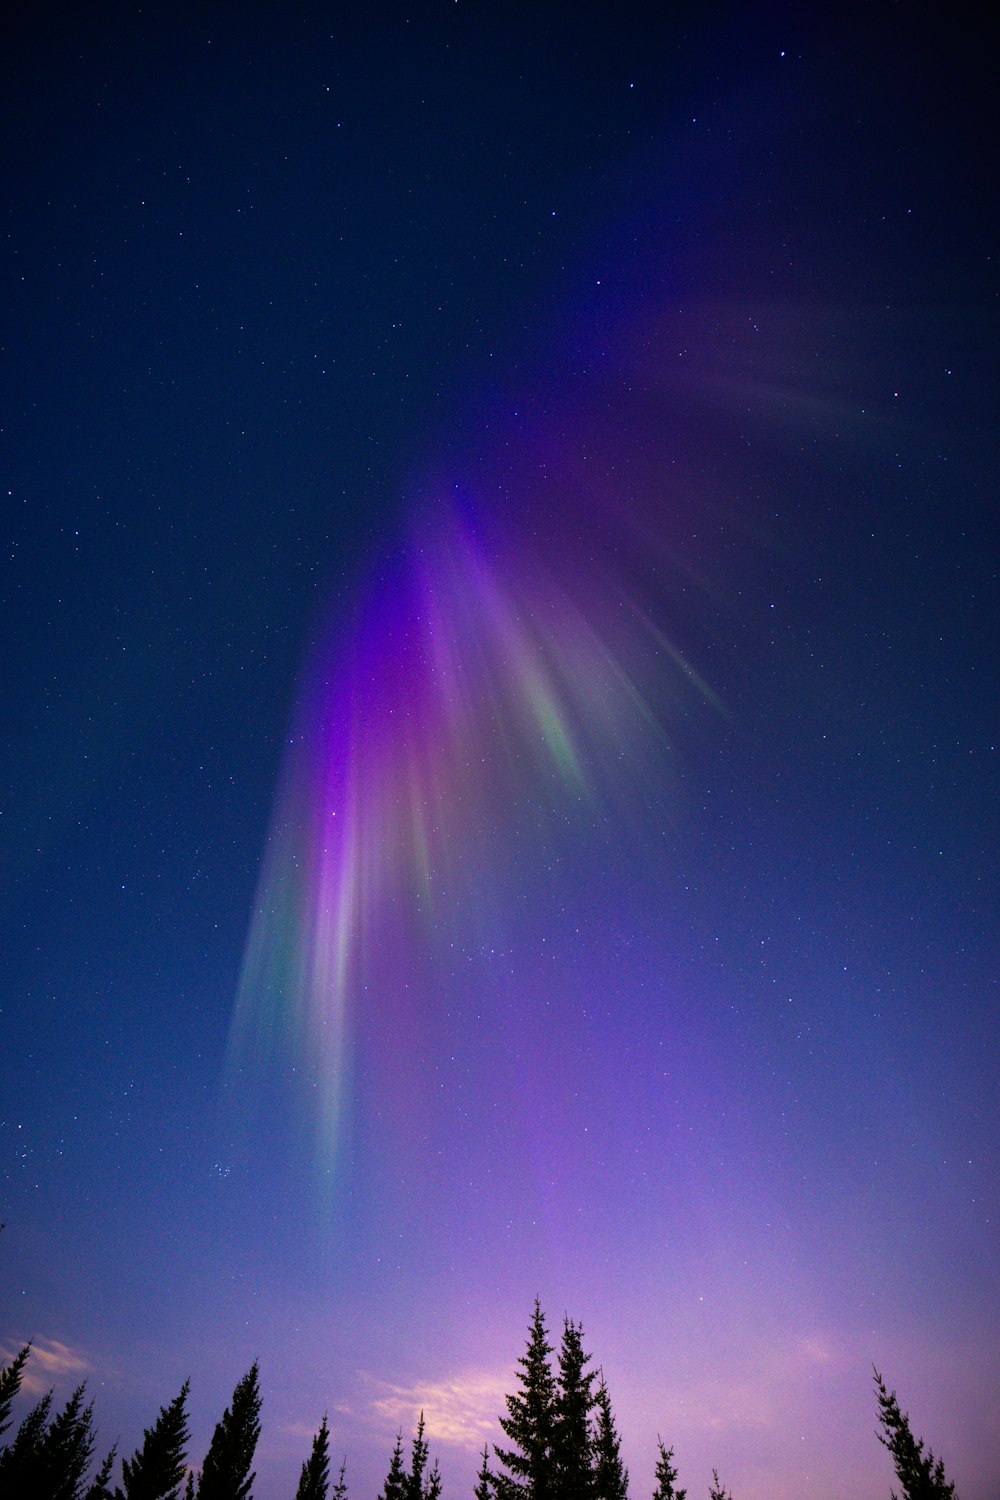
left=228, top=488, right=711, bottom=1175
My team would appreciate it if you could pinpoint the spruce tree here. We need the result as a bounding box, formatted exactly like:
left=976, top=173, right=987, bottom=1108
left=0, top=1381, right=111, bottom=1500
left=117, top=1379, right=190, bottom=1500
left=873, top=1369, right=957, bottom=1499
left=377, top=1431, right=407, bottom=1500
left=42, top=1386, right=98, bottom=1500
left=591, top=1379, right=627, bottom=1500
left=650, top=1440, right=684, bottom=1500
left=197, top=1363, right=262, bottom=1500
left=85, top=1444, right=119, bottom=1500
left=552, top=1320, right=596, bottom=1500
left=707, top=1470, right=732, bottom=1500
left=423, top=1458, right=442, bottom=1500
left=494, top=1300, right=557, bottom=1500
left=294, top=1415, right=331, bottom=1500
left=0, top=1343, right=31, bottom=1439
left=473, top=1446, right=492, bottom=1500
left=407, top=1413, right=429, bottom=1500
left=0, top=1388, right=54, bottom=1490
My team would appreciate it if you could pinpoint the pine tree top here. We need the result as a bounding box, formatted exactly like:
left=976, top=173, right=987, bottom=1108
left=295, top=1415, right=331, bottom=1500
left=651, top=1438, right=685, bottom=1500
left=119, top=1377, right=190, bottom=1500
left=494, top=1299, right=558, bottom=1498
left=197, top=1362, right=262, bottom=1500
left=873, top=1368, right=957, bottom=1500
left=377, top=1430, right=407, bottom=1500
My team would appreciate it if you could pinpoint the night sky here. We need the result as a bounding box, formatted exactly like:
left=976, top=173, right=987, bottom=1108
left=2, top=4, right=997, bottom=1498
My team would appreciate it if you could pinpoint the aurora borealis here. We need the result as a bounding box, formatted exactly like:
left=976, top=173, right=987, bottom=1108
left=229, top=380, right=720, bottom=1181
left=2, top=4, right=997, bottom=1498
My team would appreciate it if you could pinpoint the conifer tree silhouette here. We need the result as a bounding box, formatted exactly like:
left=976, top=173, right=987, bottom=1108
left=0, top=1378, right=113, bottom=1500
left=0, top=1344, right=31, bottom=1440
left=873, top=1368, right=957, bottom=1499
left=422, top=1457, right=442, bottom=1500
left=650, top=1440, right=685, bottom=1500
left=377, top=1431, right=407, bottom=1500
left=591, top=1377, right=628, bottom=1500
left=330, top=1455, right=348, bottom=1500
left=116, top=1379, right=190, bottom=1500
left=473, top=1444, right=493, bottom=1500
left=552, top=1319, right=597, bottom=1500
left=197, top=1363, right=262, bottom=1500
left=407, top=1413, right=429, bottom=1500
left=294, top=1414, right=331, bottom=1500
left=494, top=1299, right=557, bottom=1500
left=85, top=1442, right=119, bottom=1500
left=707, top=1469, right=732, bottom=1500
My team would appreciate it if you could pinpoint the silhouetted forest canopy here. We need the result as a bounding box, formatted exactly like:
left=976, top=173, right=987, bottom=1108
left=0, top=1301, right=958, bottom=1498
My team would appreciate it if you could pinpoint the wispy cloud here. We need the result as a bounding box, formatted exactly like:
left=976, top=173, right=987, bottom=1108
left=640, top=1333, right=846, bottom=1436
left=280, top=1419, right=322, bottom=1441
left=0, top=1337, right=92, bottom=1396
left=365, top=1368, right=509, bottom=1451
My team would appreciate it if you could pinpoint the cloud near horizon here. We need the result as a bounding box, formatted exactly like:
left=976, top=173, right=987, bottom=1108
left=365, top=1367, right=510, bottom=1451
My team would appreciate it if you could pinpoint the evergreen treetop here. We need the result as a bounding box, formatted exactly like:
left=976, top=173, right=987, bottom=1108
left=0, top=1343, right=31, bottom=1439
left=330, top=1455, right=348, bottom=1500
left=39, top=1383, right=98, bottom=1500
left=0, top=1386, right=54, bottom=1484
left=494, top=1299, right=558, bottom=1500
left=117, top=1378, right=190, bottom=1500
left=874, top=1368, right=957, bottom=1499
left=0, top=1379, right=113, bottom=1500
left=591, top=1378, right=628, bottom=1500
left=85, top=1443, right=119, bottom=1500
left=377, top=1431, right=407, bottom=1500
left=407, top=1412, right=429, bottom=1500
left=473, top=1445, right=492, bottom=1500
left=650, top=1439, right=684, bottom=1500
left=423, top=1457, right=442, bottom=1500
left=294, top=1414, right=331, bottom=1500
left=707, top=1469, right=732, bottom=1500
left=197, top=1362, right=262, bottom=1500
left=551, top=1319, right=597, bottom=1500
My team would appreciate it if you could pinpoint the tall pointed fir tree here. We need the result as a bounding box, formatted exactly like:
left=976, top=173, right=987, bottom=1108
left=407, top=1413, right=429, bottom=1500
left=294, top=1415, right=331, bottom=1500
left=377, top=1431, right=407, bottom=1500
left=591, top=1378, right=627, bottom=1500
left=494, top=1300, right=557, bottom=1500
left=473, top=1445, right=492, bottom=1500
left=197, top=1363, right=262, bottom=1500
left=873, top=1369, right=957, bottom=1499
left=650, top=1440, right=685, bottom=1500
left=116, top=1379, right=190, bottom=1500
left=552, top=1319, right=597, bottom=1500
left=38, top=1383, right=98, bottom=1499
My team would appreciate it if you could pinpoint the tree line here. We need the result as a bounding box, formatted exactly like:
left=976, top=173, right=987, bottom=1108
left=0, top=1300, right=958, bottom=1499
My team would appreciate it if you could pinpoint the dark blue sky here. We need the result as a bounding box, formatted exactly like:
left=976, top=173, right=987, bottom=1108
left=2, top=5, right=997, bottom=1497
